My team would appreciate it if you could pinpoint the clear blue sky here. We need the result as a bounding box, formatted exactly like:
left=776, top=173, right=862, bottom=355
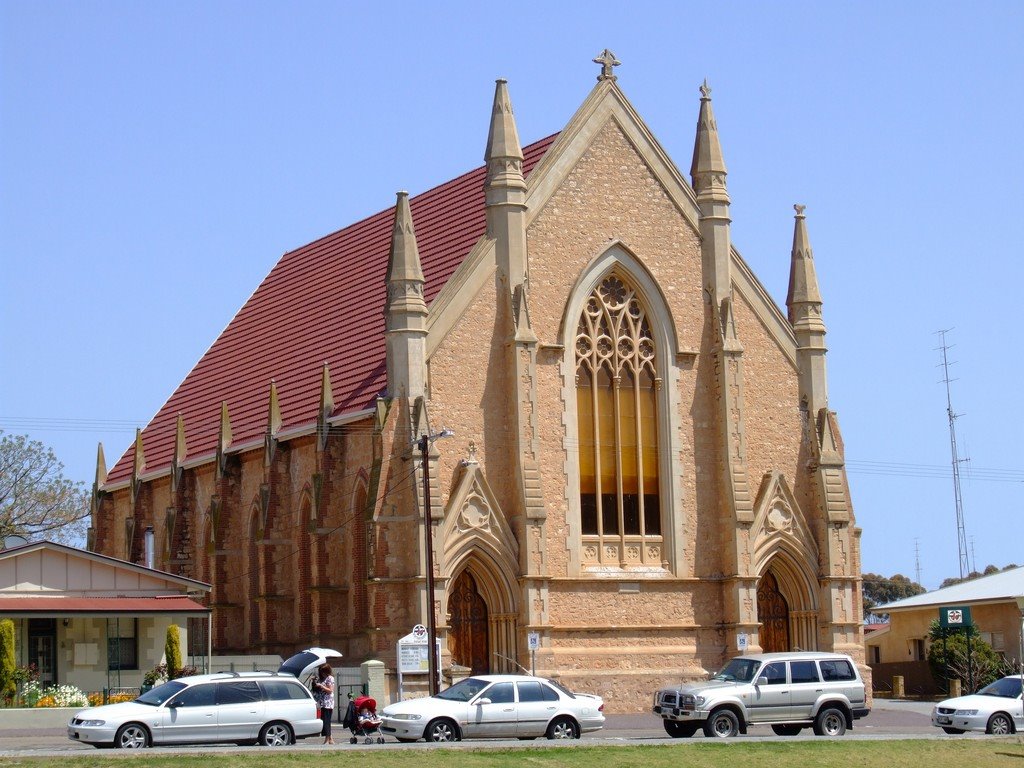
left=2, top=1, right=1022, bottom=589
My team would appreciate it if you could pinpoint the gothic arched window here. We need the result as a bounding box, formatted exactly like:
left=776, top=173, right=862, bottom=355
left=575, top=274, right=662, bottom=566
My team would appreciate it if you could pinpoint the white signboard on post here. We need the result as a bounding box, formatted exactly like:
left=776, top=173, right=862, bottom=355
left=396, top=624, right=441, bottom=701
left=527, top=632, right=540, bottom=651
left=737, top=632, right=749, bottom=651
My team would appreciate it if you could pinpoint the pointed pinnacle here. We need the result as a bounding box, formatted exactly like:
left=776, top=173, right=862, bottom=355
left=484, top=79, right=525, bottom=166
left=387, top=192, right=425, bottom=283
left=691, top=80, right=728, bottom=185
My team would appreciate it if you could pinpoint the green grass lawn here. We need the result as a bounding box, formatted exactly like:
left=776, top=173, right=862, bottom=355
left=1, top=740, right=1023, bottom=768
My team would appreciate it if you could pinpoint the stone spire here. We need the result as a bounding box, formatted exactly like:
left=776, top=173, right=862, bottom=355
left=484, top=79, right=529, bottom=292
left=786, top=205, right=828, bottom=415
left=385, top=191, right=427, bottom=399
left=690, top=80, right=732, bottom=309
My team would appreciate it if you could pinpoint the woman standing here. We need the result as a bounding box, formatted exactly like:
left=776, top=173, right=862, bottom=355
left=311, top=663, right=336, bottom=744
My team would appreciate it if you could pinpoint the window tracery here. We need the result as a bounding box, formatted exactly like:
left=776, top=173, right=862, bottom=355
left=575, top=274, right=662, bottom=567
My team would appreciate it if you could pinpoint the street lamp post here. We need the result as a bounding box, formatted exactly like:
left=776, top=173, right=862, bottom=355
left=418, top=429, right=453, bottom=696
left=1015, top=595, right=1024, bottom=688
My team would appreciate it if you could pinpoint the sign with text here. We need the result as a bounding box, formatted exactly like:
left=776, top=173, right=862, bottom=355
left=528, top=632, right=540, bottom=651
left=398, top=625, right=440, bottom=675
left=939, top=605, right=973, bottom=629
left=737, top=632, right=749, bottom=651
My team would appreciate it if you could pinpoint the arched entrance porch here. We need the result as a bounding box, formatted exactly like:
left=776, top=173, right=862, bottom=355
left=757, top=555, right=818, bottom=652
left=443, top=555, right=519, bottom=675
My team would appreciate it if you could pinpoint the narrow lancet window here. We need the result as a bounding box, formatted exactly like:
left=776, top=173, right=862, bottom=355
left=575, top=275, right=662, bottom=566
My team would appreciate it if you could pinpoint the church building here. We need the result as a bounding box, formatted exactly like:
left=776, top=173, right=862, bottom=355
left=91, top=52, right=865, bottom=710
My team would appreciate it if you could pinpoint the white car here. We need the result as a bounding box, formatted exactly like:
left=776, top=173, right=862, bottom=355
left=380, top=674, right=605, bottom=742
left=67, top=647, right=341, bottom=749
left=931, top=675, right=1023, bottom=735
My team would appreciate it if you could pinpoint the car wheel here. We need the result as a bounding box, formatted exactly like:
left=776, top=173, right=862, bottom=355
left=259, top=722, right=293, bottom=746
left=771, top=724, right=802, bottom=736
left=425, top=718, right=459, bottom=742
left=664, top=720, right=699, bottom=738
left=546, top=716, right=580, bottom=740
left=703, top=709, right=740, bottom=738
left=813, top=707, right=847, bottom=737
left=986, top=712, right=1014, bottom=735
left=114, top=723, right=149, bottom=749
left=941, top=727, right=965, bottom=734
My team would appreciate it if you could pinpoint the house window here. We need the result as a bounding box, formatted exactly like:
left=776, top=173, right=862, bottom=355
left=188, top=616, right=208, bottom=659
left=575, top=274, right=662, bottom=567
left=911, top=638, right=925, bottom=661
left=106, top=618, right=138, bottom=670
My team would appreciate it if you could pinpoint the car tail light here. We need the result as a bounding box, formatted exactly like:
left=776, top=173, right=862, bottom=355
left=316, top=708, right=321, bottom=719
left=599, top=704, right=605, bottom=712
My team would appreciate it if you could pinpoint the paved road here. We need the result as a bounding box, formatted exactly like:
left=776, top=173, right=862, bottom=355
left=0, top=699, right=944, bottom=756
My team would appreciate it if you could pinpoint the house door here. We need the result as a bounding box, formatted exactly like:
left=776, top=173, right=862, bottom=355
left=448, top=571, right=489, bottom=674
left=28, top=619, right=57, bottom=685
left=757, top=572, right=791, bottom=653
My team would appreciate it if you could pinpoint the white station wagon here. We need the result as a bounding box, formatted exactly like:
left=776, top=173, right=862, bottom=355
left=67, top=648, right=340, bottom=749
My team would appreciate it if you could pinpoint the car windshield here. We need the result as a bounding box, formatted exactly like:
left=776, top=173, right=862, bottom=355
left=976, top=677, right=1023, bottom=699
left=436, top=677, right=491, bottom=702
left=711, top=658, right=759, bottom=683
left=135, top=680, right=187, bottom=706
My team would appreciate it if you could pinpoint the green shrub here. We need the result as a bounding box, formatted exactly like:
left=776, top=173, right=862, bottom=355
left=165, top=624, right=182, bottom=677
left=927, top=620, right=1003, bottom=692
left=0, top=619, right=15, bottom=704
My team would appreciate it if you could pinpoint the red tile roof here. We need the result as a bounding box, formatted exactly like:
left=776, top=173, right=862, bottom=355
left=0, top=596, right=210, bottom=615
left=107, top=135, right=558, bottom=485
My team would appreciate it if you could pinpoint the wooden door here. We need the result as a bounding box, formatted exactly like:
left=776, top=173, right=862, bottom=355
left=757, top=572, right=790, bottom=653
left=448, top=571, right=489, bottom=674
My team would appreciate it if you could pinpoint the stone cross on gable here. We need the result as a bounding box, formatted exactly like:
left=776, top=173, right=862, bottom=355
left=593, top=49, right=620, bottom=82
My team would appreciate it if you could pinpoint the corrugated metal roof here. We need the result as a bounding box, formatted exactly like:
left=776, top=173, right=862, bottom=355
left=107, top=135, right=558, bottom=485
left=878, top=565, right=1024, bottom=611
left=0, top=596, right=210, bottom=615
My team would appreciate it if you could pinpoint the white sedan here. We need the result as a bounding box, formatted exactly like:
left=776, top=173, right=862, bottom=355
left=931, top=675, right=1023, bottom=735
left=380, top=674, right=605, bottom=742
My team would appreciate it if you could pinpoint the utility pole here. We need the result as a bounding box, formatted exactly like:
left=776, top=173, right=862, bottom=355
left=417, top=428, right=454, bottom=696
left=936, top=329, right=970, bottom=580
left=914, top=538, right=922, bottom=587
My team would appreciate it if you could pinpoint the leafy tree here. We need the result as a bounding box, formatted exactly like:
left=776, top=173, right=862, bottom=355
left=0, top=619, right=15, bottom=704
left=939, top=563, right=1019, bottom=589
left=926, top=620, right=1004, bottom=693
left=165, top=624, right=182, bottom=678
left=861, top=572, right=926, bottom=621
left=0, top=431, right=89, bottom=545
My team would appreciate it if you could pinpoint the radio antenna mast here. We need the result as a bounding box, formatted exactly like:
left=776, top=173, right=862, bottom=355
left=936, top=329, right=970, bottom=579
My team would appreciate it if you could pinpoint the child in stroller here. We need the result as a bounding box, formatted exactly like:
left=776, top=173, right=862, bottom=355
left=343, top=694, right=385, bottom=744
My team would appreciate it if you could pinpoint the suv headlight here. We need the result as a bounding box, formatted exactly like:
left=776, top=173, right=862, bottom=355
left=77, top=719, right=105, bottom=727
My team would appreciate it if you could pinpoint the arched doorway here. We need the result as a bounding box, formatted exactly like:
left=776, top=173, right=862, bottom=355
left=757, top=571, right=791, bottom=652
left=448, top=571, right=490, bottom=674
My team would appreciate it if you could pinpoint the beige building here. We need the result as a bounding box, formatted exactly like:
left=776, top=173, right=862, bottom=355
left=868, top=566, right=1024, bottom=696
left=0, top=540, right=210, bottom=694
left=91, top=52, right=864, bottom=711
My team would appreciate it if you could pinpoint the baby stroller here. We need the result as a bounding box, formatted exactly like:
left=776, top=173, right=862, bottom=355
left=343, top=694, right=385, bottom=744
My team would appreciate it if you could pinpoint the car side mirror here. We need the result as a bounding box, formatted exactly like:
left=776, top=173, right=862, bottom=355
left=475, top=698, right=492, bottom=706
left=168, top=700, right=182, bottom=708
left=755, top=677, right=768, bottom=687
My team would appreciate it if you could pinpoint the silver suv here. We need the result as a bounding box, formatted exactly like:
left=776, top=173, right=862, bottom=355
left=652, top=651, right=869, bottom=738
